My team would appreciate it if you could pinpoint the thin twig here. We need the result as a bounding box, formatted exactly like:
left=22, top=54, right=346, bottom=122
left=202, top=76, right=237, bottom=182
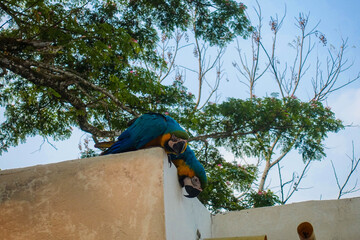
left=331, top=141, right=360, bottom=199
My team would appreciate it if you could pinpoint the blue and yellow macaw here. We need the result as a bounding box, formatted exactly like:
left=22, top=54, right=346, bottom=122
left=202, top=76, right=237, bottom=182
left=169, top=146, right=207, bottom=198
left=100, top=113, right=189, bottom=155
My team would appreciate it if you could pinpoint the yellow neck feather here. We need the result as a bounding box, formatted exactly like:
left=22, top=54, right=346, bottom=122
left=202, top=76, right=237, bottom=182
left=172, top=159, right=195, bottom=178
left=143, top=133, right=171, bottom=149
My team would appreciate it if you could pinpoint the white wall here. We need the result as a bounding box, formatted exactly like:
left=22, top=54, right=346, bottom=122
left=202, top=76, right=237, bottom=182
left=212, top=197, right=360, bottom=240
left=163, top=157, right=212, bottom=240
left=164, top=158, right=211, bottom=240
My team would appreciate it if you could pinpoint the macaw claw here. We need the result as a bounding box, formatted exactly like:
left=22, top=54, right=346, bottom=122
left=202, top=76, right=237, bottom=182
left=167, top=155, right=173, bottom=168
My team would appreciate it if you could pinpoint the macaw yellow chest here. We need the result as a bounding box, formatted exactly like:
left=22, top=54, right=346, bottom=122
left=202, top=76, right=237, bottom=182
left=171, top=159, right=195, bottom=178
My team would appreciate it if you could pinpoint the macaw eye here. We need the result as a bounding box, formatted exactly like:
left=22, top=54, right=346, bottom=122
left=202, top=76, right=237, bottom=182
left=171, top=134, right=177, bottom=141
left=191, top=177, right=199, bottom=185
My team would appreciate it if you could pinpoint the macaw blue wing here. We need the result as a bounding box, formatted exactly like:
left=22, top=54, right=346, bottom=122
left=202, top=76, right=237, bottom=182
left=102, top=113, right=167, bottom=155
left=102, top=113, right=189, bottom=155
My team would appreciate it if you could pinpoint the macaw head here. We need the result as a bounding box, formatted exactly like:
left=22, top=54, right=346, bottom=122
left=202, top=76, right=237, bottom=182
left=162, top=115, right=189, bottom=155
left=182, top=176, right=202, bottom=198
left=164, top=134, right=188, bottom=155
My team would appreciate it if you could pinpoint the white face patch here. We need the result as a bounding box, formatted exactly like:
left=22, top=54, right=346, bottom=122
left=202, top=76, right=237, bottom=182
left=191, top=176, right=202, bottom=190
left=168, top=135, right=186, bottom=145
left=183, top=176, right=192, bottom=186
left=183, top=176, right=202, bottom=191
left=167, top=134, right=187, bottom=154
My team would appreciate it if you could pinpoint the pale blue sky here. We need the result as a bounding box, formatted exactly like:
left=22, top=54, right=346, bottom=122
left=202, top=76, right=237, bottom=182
left=1, top=0, right=359, bottom=203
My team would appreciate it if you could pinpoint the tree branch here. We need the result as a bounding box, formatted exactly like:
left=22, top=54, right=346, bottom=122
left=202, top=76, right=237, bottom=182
left=0, top=53, right=133, bottom=137
left=331, top=141, right=360, bottom=199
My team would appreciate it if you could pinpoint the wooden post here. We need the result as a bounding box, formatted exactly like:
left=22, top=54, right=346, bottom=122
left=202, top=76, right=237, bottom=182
left=297, top=222, right=315, bottom=240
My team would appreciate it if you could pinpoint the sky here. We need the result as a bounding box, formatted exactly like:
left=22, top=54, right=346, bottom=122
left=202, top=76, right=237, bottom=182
left=1, top=0, right=360, bottom=204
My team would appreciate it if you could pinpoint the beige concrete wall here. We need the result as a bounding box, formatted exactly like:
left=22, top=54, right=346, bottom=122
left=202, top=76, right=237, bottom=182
left=212, top=197, right=360, bottom=240
left=0, top=148, right=167, bottom=240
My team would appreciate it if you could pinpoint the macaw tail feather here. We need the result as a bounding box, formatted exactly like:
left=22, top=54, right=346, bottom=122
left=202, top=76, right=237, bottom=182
left=94, top=141, right=115, bottom=149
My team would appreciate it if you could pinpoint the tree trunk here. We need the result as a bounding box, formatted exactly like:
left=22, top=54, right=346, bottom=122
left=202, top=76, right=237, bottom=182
left=258, top=159, right=271, bottom=192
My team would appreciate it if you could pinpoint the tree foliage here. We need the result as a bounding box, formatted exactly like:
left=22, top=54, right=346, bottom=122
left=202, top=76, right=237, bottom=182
left=0, top=0, right=250, bottom=152
left=196, top=97, right=342, bottom=162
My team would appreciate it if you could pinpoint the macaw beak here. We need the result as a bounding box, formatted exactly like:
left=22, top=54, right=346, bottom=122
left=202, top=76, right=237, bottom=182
left=167, top=139, right=187, bottom=154
left=183, top=176, right=202, bottom=198
left=184, top=185, right=202, bottom=198
left=173, top=140, right=187, bottom=154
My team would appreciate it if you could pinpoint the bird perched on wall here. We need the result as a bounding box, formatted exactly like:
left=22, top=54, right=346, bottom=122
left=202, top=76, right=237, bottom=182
left=169, top=146, right=207, bottom=198
left=98, top=113, right=189, bottom=155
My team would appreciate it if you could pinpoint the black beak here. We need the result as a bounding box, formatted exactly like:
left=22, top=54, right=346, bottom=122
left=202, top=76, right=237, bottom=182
left=184, top=185, right=201, bottom=198
left=172, top=141, right=186, bottom=155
